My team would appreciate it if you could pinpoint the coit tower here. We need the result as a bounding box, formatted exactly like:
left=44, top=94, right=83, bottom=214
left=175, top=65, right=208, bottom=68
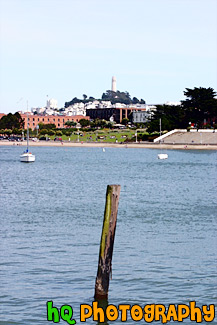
left=112, top=76, right=117, bottom=92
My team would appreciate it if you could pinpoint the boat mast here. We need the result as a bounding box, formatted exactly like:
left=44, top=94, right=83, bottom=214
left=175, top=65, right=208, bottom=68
left=27, top=101, right=29, bottom=152
left=159, top=118, right=162, bottom=137
left=159, top=118, right=162, bottom=145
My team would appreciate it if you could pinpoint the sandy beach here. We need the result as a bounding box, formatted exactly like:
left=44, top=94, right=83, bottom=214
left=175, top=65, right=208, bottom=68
left=1, top=140, right=217, bottom=150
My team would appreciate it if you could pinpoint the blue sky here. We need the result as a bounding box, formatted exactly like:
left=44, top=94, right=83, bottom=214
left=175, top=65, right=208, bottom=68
left=0, top=0, right=216, bottom=113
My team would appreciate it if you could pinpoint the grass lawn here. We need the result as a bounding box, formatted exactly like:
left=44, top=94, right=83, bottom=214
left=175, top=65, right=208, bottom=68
left=50, top=129, right=138, bottom=143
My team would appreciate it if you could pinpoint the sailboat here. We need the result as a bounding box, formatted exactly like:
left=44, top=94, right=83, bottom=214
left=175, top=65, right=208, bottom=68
left=158, top=118, right=168, bottom=160
left=20, top=104, right=35, bottom=163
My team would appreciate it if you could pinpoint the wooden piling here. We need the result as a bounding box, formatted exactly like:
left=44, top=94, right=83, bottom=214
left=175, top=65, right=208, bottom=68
left=94, top=185, right=121, bottom=300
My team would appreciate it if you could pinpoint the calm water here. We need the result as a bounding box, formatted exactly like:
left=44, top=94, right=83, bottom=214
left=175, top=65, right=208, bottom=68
left=0, top=145, right=216, bottom=324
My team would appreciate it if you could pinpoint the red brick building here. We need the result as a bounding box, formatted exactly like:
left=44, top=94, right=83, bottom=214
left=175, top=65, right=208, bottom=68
left=0, top=113, right=89, bottom=129
left=22, top=114, right=90, bottom=129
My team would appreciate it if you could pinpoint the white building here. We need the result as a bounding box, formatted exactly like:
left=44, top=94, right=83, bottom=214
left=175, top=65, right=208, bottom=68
left=130, top=104, right=146, bottom=109
left=132, top=110, right=151, bottom=124
left=98, top=101, right=113, bottom=108
left=65, top=102, right=86, bottom=116
left=45, top=108, right=56, bottom=115
left=113, top=103, right=126, bottom=108
left=34, top=107, right=46, bottom=114
left=46, top=98, right=58, bottom=109
left=165, top=101, right=181, bottom=106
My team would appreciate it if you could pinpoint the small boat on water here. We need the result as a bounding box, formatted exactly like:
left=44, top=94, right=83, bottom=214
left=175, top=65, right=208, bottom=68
left=20, top=104, right=35, bottom=163
left=158, top=153, right=168, bottom=160
left=20, top=150, right=35, bottom=163
left=158, top=118, right=168, bottom=160
left=102, top=148, right=105, bottom=152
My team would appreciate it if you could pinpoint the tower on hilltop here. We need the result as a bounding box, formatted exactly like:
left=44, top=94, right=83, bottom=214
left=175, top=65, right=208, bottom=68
left=111, top=76, right=117, bottom=92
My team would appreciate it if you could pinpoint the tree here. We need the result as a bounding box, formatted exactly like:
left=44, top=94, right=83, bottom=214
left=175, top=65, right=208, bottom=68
left=181, top=87, right=217, bottom=127
left=48, top=129, right=56, bottom=136
left=0, top=112, right=24, bottom=130
left=65, top=120, right=77, bottom=127
left=65, top=97, right=81, bottom=108
left=146, top=104, right=186, bottom=132
left=83, top=94, right=87, bottom=101
left=108, top=90, right=131, bottom=104
left=121, top=118, right=129, bottom=125
left=40, top=129, right=48, bottom=135
left=132, top=97, right=139, bottom=104
left=38, top=123, right=56, bottom=130
left=5, top=129, right=12, bottom=136
left=91, top=119, right=106, bottom=128
left=79, top=119, right=90, bottom=127
left=14, top=112, right=24, bottom=128
left=13, top=128, right=22, bottom=135
left=106, top=122, right=113, bottom=129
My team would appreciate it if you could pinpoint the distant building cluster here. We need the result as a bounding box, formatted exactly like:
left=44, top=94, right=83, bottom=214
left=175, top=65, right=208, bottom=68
left=16, top=77, right=181, bottom=128
left=29, top=98, right=154, bottom=125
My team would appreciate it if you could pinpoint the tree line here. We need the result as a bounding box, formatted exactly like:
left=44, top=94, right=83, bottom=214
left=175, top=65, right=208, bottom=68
left=147, top=87, right=217, bottom=133
left=64, top=90, right=146, bottom=108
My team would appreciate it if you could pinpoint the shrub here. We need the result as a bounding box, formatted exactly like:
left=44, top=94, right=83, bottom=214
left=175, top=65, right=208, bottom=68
left=142, top=132, right=150, bottom=141
left=56, top=130, right=63, bottom=136
left=40, top=129, right=48, bottom=135
left=13, top=128, right=22, bottom=135
left=48, top=130, right=56, bottom=136
left=88, top=128, right=96, bottom=132
left=150, top=131, right=160, bottom=136
left=5, top=129, right=12, bottom=135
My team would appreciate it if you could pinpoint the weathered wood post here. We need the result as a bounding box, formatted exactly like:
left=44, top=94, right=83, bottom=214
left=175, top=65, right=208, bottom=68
left=94, top=185, right=121, bottom=300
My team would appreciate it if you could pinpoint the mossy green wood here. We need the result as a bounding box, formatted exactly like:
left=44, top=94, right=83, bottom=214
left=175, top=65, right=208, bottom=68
left=94, top=185, right=121, bottom=300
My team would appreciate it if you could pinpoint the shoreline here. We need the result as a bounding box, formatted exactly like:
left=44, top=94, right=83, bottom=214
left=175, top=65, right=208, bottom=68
left=0, top=140, right=217, bottom=150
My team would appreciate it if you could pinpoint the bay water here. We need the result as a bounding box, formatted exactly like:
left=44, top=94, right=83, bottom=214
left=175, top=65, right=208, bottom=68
left=0, top=146, right=216, bottom=324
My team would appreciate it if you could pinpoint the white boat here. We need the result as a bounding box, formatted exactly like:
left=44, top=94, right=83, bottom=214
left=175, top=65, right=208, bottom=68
left=20, top=151, right=35, bottom=162
left=158, top=118, right=168, bottom=160
left=102, top=148, right=105, bottom=152
left=20, top=104, right=35, bottom=163
left=158, top=153, right=168, bottom=160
